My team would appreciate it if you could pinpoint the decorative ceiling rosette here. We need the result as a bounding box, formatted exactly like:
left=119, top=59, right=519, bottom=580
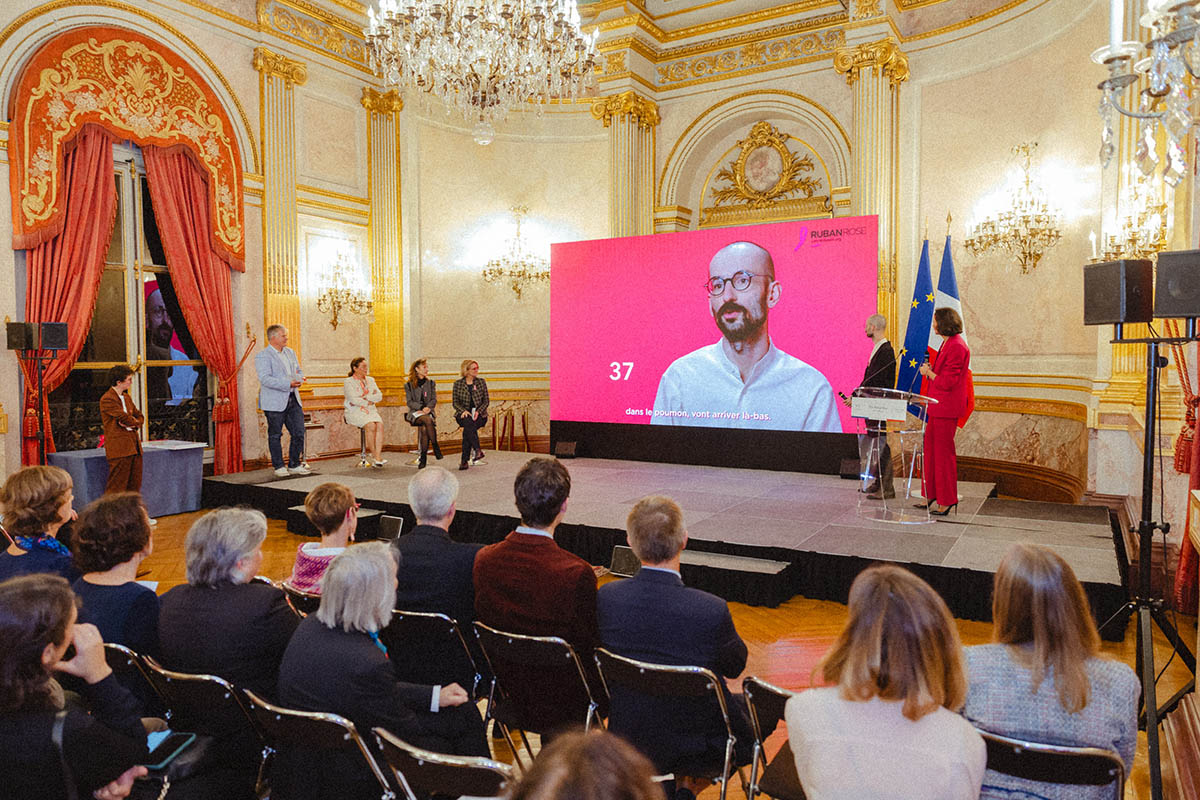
left=9, top=26, right=245, bottom=270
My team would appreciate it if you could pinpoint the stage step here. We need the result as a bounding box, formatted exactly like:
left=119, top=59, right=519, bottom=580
left=286, top=504, right=383, bottom=539
left=609, top=545, right=794, bottom=607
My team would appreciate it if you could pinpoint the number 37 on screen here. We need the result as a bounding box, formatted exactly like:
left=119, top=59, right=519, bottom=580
left=609, top=362, right=634, bottom=381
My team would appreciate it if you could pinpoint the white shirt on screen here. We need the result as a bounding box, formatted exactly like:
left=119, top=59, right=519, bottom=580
left=651, top=339, right=841, bottom=432
left=784, top=688, right=986, bottom=800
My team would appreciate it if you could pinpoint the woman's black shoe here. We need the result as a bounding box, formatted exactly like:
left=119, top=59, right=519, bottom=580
left=459, top=461, right=469, bottom=471
left=930, top=503, right=958, bottom=516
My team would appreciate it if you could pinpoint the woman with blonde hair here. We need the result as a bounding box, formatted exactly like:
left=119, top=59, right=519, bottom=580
left=451, top=358, right=489, bottom=470
left=0, top=465, right=79, bottom=582
left=964, top=543, right=1139, bottom=799
left=405, top=357, right=441, bottom=468
left=785, top=564, right=984, bottom=799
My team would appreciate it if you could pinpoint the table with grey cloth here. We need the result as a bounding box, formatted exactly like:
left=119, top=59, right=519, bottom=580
left=48, top=440, right=207, bottom=517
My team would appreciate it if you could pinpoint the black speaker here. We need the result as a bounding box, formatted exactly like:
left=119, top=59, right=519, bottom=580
left=1084, top=259, right=1153, bottom=325
left=1154, top=249, right=1200, bottom=318
left=553, top=441, right=577, bottom=459
left=839, top=458, right=860, bottom=480
left=39, top=322, right=67, bottom=351
left=6, top=322, right=34, bottom=351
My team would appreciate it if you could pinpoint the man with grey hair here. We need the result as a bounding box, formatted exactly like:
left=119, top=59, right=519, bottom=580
left=255, top=323, right=310, bottom=478
left=597, top=495, right=752, bottom=780
left=857, top=312, right=897, bottom=499
left=159, top=508, right=299, bottom=699
left=652, top=240, right=840, bottom=432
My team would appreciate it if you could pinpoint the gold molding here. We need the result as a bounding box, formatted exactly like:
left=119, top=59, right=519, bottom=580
left=704, top=121, right=827, bottom=212
left=252, top=46, right=308, bottom=84
left=257, top=0, right=369, bottom=72
left=657, top=29, right=844, bottom=88
left=298, top=183, right=368, bottom=205
left=591, top=91, right=661, bottom=129
left=296, top=196, right=369, bottom=218
left=972, top=396, right=1088, bottom=424
left=0, top=0, right=260, bottom=172
left=361, top=86, right=403, bottom=115
left=851, top=0, right=884, bottom=20
left=833, top=37, right=910, bottom=88
left=592, top=1, right=839, bottom=45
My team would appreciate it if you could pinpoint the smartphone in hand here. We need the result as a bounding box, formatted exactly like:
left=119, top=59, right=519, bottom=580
left=141, top=730, right=196, bottom=771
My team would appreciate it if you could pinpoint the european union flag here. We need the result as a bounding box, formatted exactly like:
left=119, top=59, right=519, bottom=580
left=898, top=239, right=935, bottom=418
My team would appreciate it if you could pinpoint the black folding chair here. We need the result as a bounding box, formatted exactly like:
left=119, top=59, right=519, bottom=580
left=280, top=581, right=321, bottom=617
left=243, top=689, right=397, bottom=800
left=379, top=610, right=483, bottom=699
left=978, top=728, right=1125, bottom=800
left=373, top=726, right=515, bottom=800
left=473, top=622, right=601, bottom=770
left=594, top=646, right=740, bottom=800
left=742, top=676, right=803, bottom=800
left=104, top=642, right=168, bottom=715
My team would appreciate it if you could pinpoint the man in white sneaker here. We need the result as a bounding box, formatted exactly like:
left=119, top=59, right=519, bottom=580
left=255, top=324, right=311, bottom=478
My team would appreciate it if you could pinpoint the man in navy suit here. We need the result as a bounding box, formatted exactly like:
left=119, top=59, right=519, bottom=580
left=391, top=466, right=485, bottom=691
left=597, top=495, right=753, bottom=780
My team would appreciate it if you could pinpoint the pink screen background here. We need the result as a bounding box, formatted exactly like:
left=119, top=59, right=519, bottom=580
left=550, top=216, right=879, bottom=433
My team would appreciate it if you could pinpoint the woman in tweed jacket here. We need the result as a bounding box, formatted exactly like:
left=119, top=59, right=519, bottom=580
left=451, top=359, right=490, bottom=470
left=404, top=358, right=441, bottom=468
left=963, top=543, right=1139, bottom=800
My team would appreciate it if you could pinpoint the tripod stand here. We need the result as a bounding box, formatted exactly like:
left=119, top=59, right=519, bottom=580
left=1100, top=333, right=1198, bottom=800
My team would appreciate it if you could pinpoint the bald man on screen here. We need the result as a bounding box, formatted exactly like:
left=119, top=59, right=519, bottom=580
left=651, top=241, right=840, bottom=432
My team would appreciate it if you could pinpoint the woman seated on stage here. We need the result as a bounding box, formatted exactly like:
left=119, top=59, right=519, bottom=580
left=158, top=508, right=298, bottom=700
left=276, top=542, right=488, bottom=800
left=452, top=359, right=490, bottom=471
left=405, top=357, right=442, bottom=469
left=285, top=482, right=357, bottom=595
left=785, top=564, right=984, bottom=800
left=72, top=493, right=159, bottom=660
left=0, top=465, right=79, bottom=583
left=963, top=543, right=1139, bottom=800
left=343, top=356, right=386, bottom=468
left=0, top=574, right=148, bottom=800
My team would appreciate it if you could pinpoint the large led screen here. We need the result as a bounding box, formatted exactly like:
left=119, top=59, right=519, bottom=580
left=551, top=217, right=879, bottom=434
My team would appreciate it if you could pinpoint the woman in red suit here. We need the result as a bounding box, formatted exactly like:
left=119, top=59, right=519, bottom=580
left=919, top=308, right=970, bottom=516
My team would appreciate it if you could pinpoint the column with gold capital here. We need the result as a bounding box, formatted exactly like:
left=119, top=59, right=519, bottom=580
left=361, top=87, right=405, bottom=378
left=591, top=91, right=660, bottom=237
left=253, top=47, right=307, bottom=356
left=833, top=37, right=909, bottom=344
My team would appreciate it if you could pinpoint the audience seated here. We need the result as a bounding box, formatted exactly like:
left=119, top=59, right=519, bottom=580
left=785, top=564, right=985, bottom=800
left=276, top=542, right=488, bottom=800
left=963, top=542, right=1140, bottom=800
left=158, top=508, right=298, bottom=700
left=0, top=574, right=148, bottom=800
left=72, top=493, right=159, bottom=659
left=0, top=466, right=80, bottom=583
left=508, top=728, right=665, bottom=800
left=473, top=458, right=600, bottom=676
left=286, top=482, right=357, bottom=594
left=598, top=495, right=753, bottom=780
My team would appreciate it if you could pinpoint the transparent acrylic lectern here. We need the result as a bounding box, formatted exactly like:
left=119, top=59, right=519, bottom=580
left=850, top=387, right=938, bottom=524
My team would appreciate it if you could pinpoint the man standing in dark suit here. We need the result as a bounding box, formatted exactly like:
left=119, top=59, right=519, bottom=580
left=597, top=495, right=753, bottom=782
left=100, top=364, right=144, bottom=495
left=392, top=466, right=485, bottom=690
left=859, top=313, right=897, bottom=499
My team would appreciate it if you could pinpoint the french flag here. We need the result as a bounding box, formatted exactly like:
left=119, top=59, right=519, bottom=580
left=927, top=236, right=974, bottom=428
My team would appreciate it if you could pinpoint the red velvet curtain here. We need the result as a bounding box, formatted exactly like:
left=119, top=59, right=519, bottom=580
left=143, top=145, right=243, bottom=474
left=1175, top=347, right=1200, bottom=613
left=20, top=125, right=117, bottom=465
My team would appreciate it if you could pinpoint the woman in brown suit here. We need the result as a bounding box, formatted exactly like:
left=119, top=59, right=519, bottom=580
left=99, top=364, right=144, bottom=494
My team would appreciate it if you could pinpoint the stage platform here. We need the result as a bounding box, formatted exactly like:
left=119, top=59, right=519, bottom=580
left=203, top=451, right=1127, bottom=639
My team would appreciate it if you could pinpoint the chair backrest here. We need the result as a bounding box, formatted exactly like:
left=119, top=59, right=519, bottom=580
left=378, top=515, right=404, bottom=542
left=250, top=575, right=276, bottom=587
left=743, top=676, right=792, bottom=745
left=978, top=729, right=1125, bottom=796
left=104, top=642, right=168, bottom=710
left=280, top=581, right=321, bottom=617
left=472, top=622, right=599, bottom=733
left=594, top=646, right=731, bottom=711
left=379, top=610, right=482, bottom=698
left=373, top=726, right=514, bottom=800
left=242, top=689, right=395, bottom=798
left=141, top=655, right=261, bottom=740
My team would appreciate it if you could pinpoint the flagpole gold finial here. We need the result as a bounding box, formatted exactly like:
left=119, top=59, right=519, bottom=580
left=946, top=212, right=952, bottom=238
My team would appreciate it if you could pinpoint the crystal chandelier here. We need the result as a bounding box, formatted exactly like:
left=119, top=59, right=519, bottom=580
left=963, top=143, right=1063, bottom=274
left=316, top=252, right=373, bottom=329
left=1092, top=0, right=1200, bottom=186
left=364, top=0, right=598, bottom=145
left=1098, top=168, right=1169, bottom=261
left=482, top=206, right=549, bottom=299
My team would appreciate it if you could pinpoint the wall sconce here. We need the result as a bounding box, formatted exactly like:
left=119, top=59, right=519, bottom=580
left=316, top=252, right=373, bottom=329
left=963, top=142, right=1063, bottom=274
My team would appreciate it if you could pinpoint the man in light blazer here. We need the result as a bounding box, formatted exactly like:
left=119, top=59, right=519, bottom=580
left=100, top=363, right=144, bottom=494
left=255, top=324, right=310, bottom=478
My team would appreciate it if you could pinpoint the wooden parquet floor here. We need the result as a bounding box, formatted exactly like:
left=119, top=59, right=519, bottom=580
left=141, top=511, right=1193, bottom=800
